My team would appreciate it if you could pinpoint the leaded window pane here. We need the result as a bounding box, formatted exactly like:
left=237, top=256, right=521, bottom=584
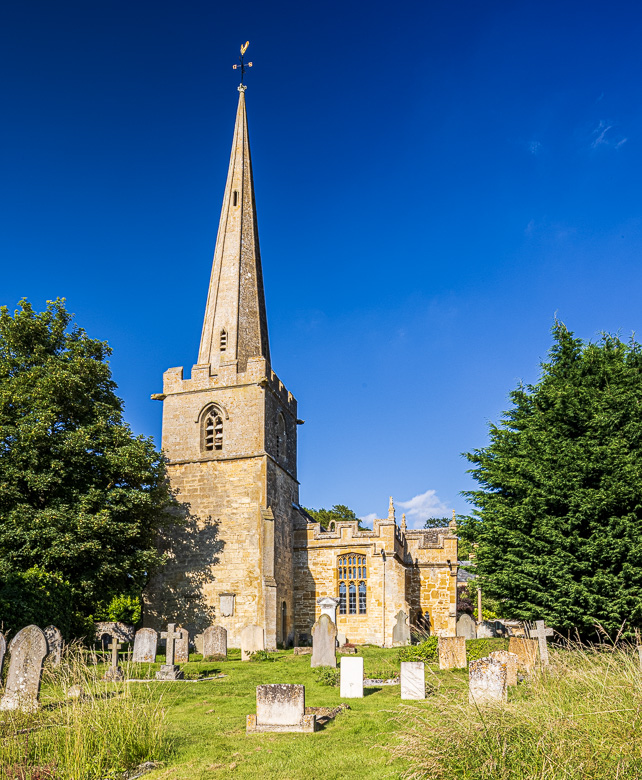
left=359, top=581, right=366, bottom=614
left=349, top=582, right=356, bottom=615
left=339, top=582, right=346, bottom=614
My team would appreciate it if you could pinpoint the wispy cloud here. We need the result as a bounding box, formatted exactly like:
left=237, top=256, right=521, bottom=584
left=398, top=489, right=449, bottom=529
left=359, top=512, right=376, bottom=529
left=591, top=120, right=627, bottom=150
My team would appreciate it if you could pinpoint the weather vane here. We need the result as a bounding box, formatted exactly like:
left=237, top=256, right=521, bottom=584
left=233, top=41, right=253, bottom=86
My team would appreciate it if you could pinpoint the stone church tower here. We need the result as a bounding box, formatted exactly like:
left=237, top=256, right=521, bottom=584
left=145, top=86, right=299, bottom=649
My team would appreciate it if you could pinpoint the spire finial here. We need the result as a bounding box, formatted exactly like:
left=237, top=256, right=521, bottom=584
left=232, top=41, right=253, bottom=87
left=388, top=496, right=395, bottom=522
left=401, top=512, right=407, bottom=532
left=449, top=509, right=457, bottom=530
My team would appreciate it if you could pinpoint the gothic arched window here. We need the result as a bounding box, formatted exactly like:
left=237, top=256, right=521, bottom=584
left=203, top=407, right=223, bottom=452
left=275, top=412, right=287, bottom=459
left=337, top=553, right=367, bottom=615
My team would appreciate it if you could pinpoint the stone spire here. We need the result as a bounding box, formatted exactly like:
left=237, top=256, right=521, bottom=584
left=197, top=86, right=270, bottom=373
left=388, top=496, right=396, bottom=522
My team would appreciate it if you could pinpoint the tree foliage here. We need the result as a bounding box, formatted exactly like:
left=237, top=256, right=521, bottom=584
left=0, top=299, right=173, bottom=635
left=460, top=322, right=642, bottom=637
left=303, top=504, right=368, bottom=529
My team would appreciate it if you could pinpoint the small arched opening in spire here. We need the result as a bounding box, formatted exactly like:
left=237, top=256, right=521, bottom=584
left=232, top=190, right=239, bottom=207
left=220, top=329, right=228, bottom=352
left=202, top=405, right=224, bottom=452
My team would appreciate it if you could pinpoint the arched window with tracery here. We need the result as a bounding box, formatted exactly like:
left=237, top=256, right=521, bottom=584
left=337, top=553, right=367, bottom=615
left=203, top=406, right=223, bottom=452
left=275, top=412, right=287, bottom=459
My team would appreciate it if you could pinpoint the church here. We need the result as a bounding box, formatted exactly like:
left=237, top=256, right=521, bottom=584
left=144, top=83, right=458, bottom=648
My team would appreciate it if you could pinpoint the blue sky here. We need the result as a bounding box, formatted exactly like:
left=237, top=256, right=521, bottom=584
left=2, top=0, right=642, bottom=527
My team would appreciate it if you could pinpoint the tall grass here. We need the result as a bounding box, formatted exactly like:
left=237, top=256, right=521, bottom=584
left=391, top=642, right=642, bottom=779
left=0, top=644, right=172, bottom=780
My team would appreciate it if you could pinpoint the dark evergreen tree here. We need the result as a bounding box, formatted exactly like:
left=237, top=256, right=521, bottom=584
left=0, top=299, right=173, bottom=634
left=460, top=321, right=642, bottom=638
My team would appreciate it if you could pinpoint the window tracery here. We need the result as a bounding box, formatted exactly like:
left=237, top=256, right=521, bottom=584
left=337, top=553, right=367, bottom=615
left=203, top=407, right=223, bottom=451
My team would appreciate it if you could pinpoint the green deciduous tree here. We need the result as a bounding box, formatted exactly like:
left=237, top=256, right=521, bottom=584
left=0, top=299, right=173, bottom=635
left=303, top=504, right=369, bottom=530
left=460, top=321, right=642, bottom=638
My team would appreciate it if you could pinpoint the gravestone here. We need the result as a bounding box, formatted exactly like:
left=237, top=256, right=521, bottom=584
left=456, top=614, right=477, bottom=639
left=528, top=620, right=553, bottom=665
left=103, top=636, right=124, bottom=681
left=438, top=636, right=467, bottom=669
left=0, top=633, right=6, bottom=678
left=246, top=684, right=316, bottom=733
left=469, top=657, right=507, bottom=704
left=508, top=637, right=538, bottom=673
left=132, top=628, right=158, bottom=663
left=174, top=628, right=189, bottom=664
left=311, top=614, right=337, bottom=668
left=94, top=621, right=134, bottom=644
left=0, top=625, right=48, bottom=712
left=202, top=625, right=227, bottom=659
left=241, top=624, right=265, bottom=661
left=317, top=596, right=340, bottom=624
left=638, top=645, right=642, bottom=671
left=220, top=593, right=235, bottom=617
left=337, top=632, right=347, bottom=647
left=476, top=621, right=500, bottom=639
left=156, top=623, right=185, bottom=680
left=340, top=656, right=364, bottom=698
left=392, top=610, right=410, bottom=646
left=489, top=649, right=519, bottom=686
left=400, top=661, right=425, bottom=700
left=44, top=626, right=63, bottom=667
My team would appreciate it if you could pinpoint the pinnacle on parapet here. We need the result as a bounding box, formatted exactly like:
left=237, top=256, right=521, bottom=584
left=401, top=513, right=407, bottom=532
left=388, top=496, right=396, bottom=522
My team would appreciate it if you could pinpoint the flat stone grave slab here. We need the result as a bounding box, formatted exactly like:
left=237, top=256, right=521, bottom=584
left=469, top=657, right=507, bottom=705
left=202, top=625, right=227, bottom=659
left=400, top=661, right=425, bottom=700
left=438, top=636, right=467, bottom=669
left=508, top=637, right=538, bottom=673
left=132, top=628, right=158, bottom=663
left=489, top=650, right=519, bottom=686
left=241, top=624, right=265, bottom=661
left=340, top=656, right=364, bottom=698
left=311, top=614, right=337, bottom=668
left=0, top=625, right=48, bottom=712
left=246, top=684, right=316, bottom=733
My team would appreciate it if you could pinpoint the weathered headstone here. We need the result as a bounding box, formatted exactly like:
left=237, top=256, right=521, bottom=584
left=317, top=596, right=340, bottom=624
left=0, top=633, right=6, bottom=678
left=400, top=661, right=425, bottom=700
left=489, top=650, right=519, bottom=686
left=241, top=624, right=265, bottom=661
left=43, top=626, right=63, bottom=667
left=246, top=684, right=316, bottom=733
left=311, top=614, right=337, bottom=668
left=0, top=625, right=48, bottom=712
left=528, top=620, right=553, bottom=665
left=508, top=637, right=538, bottom=673
left=175, top=627, right=189, bottom=664
left=103, top=636, right=124, bottom=681
left=156, top=623, right=185, bottom=680
left=340, top=656, right=364, bottom=698
left=337, top=632, right=347, bottom=647
left=219, top=593, right=235, bottom=617
left=438, top=636, right=467, bottom=669
left=94, top=621, right=135, bottom=644
left=476, top=620, right=500, bottom=639
left=469, top=657, right=507, bottom=704
left=637, top=645, right=642, bottom=672
left=456, top=614, right=477, bottom=639
left=392, top=610, right=410, bottom=646
left=202, top=625, right=227, bottom=659
left=132, top=628, right=158, bottom=663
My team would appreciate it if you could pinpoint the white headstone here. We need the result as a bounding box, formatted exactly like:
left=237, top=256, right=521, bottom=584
left=340, top=656, right=364, bottom=698
left=311, top=614, right=337, bottom=668
left=132, top=628, right=158, bottom=663
left=220, top=593, right=235, bottom=617
left=400, top=661, right=425, bottom=700
left=528, top=620, right=553, bottom=665
left=317, top=596, right=340, bottom=624
left=241, top=624, right=265, bottom=661
left=456, top=614, right=477, bottom=639
left=469, top=657, right=507, bottom=704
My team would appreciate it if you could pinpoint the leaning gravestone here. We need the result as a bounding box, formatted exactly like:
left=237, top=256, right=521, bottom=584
left=0, top=625, right=48, bottom=712
left=438, top=636, right=467, bottom=669
left=456, top=614, right=477, bottom=639
left=246, top=684, right=316, bottom=733
left=489, top=650, right=519, bottom=686
left=400, top=661, right=425, bottom=700
left=0, top=633, right=6, bottom=678
left=340, top=656, right=364, bottom=698
left=311, top=614, right=337, bottom=668
left=202, top=626, right=227, bottom=659
left=469, top=657, right=507, bottom=704
left=241, top=624, right=265, bottom=661
left=392, top=610, right=410, bottom=646
left=132, top=628, right=158, bottom=663
left=174, top=628, right=189, bottom=664
left=156, top=623, right=184, bottom=680
left=508, top=637, right=538, bottom=673
left=43, top=626, right=63, bottom=667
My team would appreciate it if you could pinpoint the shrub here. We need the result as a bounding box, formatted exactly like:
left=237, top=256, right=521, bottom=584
left=248, top=649, right=277, bottom=662
left=314, top=666, right=340, bottom=686
left=399, top=637, right=438, bottom=663
left=465, top=637, right=508, bottom=661
left=95, top=593, right=142, bottom=625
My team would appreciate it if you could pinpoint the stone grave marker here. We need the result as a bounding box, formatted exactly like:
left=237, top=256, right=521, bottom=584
left=638, top=645, right=642, bottom=671
left=456, top=614, right=477, bottom=639
left=246, top=684, right=316, bottom=733
left=132, top=628, right=158, bottom=663
left=203, top=625, right=227, bottom=659
left=175, top=628, right=189, bottom=664
left=340, top=656, right=364, bottom=698
left=156, top=623, right=185, bottom=680
left=392, top=610, right=410, bottom=646
left=400, top=661, right=425, bottom=700
left=0, top=633, right=6, bottom=678
left=438, top=636, right=467, bottom=669
left=337, top=632, right=347, bottom=647
left=317, top=596, right=340, bottom=623
left=103, top=635, right=124, bottom=681
left=43, top=626, right=63, bottom=667
left=241, top=624, right=265, bottom=661
left=489, top=649, right=519, bottom=686
left=0, top=625, right=48, bottom=712
left=469, top=657, right=507, bottom=705
left=508, top=637, right=538, bottom=673
left=311, top=613, right=337, bottom=668
left=476, top=620, right=500, bottom=639
left=528, top=620, right=553, bottom=665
